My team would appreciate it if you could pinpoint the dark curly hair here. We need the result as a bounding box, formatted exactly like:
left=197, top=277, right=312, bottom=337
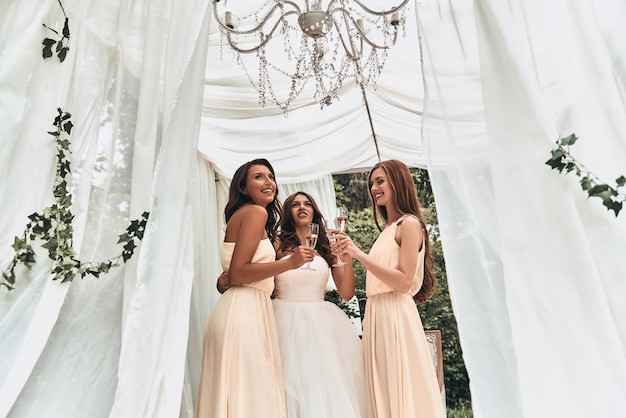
left=278, top=191, right=333, bottom=267
left=224, top=158, right=282, bottom=243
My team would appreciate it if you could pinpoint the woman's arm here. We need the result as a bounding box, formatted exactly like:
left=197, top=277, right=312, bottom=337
left=333, top=217, right=422, bottom=293
left=228, top=205, right=314, bottom=285
left=330, top=259, right=356, bottom=300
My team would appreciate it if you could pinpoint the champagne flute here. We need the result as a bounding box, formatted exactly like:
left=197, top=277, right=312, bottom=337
left=301, top=222, right=319, bottom=270
left=333, top=207, right=348, bottom=267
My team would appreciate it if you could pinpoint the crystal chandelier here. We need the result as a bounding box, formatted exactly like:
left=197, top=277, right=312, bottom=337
left=212, top=0, right=409, bottom=112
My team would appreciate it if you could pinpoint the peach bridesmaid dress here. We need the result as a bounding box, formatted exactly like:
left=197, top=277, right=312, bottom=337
left=363, top=216, right=445, bottom=418
left=194, top=238, right=286, bottom=418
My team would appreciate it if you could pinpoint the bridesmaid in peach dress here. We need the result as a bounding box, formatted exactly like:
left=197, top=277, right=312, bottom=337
left=194, top=159, right=314, bottom=418
left=333, top=159, right=445, bottom=418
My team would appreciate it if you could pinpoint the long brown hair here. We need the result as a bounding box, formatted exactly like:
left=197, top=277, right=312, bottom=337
left=224, top=158, right=282, bottom=243
left=278, top=191, right=333, bottom=267
left=368, top=159, right=437, bottom=303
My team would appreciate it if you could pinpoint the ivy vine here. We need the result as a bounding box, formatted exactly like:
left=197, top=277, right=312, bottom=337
left=1, top=108, right=149, bottom=291
left=42, top=0, right=70, bottom=62
left=546, top=133, right=626, bottom=216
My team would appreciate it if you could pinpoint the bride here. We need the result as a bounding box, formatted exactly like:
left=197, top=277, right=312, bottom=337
left=272, top=191, right=366, bottom=418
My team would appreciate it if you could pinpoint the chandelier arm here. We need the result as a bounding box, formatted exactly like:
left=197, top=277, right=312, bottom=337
left=344, top=0, right=410, bottom=16
left=329, top=10, right=390, bottom=51
left=212, top=0, right=302, bottom=35
left=329, top=18, right=360, bottom=61
left=224, top=10, right=300, bottom=54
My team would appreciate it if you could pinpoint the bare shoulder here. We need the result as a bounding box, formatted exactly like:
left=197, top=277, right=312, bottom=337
left=396, top=215, right=424, bottom=246
left=225, top=205, right=268, bottom=241
left=230, top=204, right=268, bottom=225
left=398, top=214, right=423, bottom=230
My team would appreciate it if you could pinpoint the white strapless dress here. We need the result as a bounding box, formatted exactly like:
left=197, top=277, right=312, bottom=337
left=272, top=255, right=366, bottom=418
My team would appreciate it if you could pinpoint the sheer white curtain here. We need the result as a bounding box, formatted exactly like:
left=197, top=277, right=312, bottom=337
left=419, top=1, right=626, bottom=417
left=0, top=0, right=210, bottom=417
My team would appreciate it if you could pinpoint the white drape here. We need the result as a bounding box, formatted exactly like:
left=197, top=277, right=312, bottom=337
left=418, top=1, right=626, bottom=417
left=1, top=0, right=625, bottom=417
left=1, top=0, right=210, bottom=417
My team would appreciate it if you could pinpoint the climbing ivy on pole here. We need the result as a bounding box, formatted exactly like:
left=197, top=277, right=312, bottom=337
left=546, top=133, right=626, bottom=216
left=1, top=109, right=149, bottom=291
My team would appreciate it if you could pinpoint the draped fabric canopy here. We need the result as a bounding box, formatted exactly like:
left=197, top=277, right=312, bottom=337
left=1, top=0, right=625, bottom=417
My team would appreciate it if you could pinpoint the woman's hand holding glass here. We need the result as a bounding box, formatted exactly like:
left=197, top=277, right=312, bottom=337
left=291, top=244, right=315, bottom=269
left=330, top=230, right=358, bottom=261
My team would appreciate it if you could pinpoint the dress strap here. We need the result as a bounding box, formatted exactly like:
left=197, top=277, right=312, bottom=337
left=395, top=214, right=420, bottom=226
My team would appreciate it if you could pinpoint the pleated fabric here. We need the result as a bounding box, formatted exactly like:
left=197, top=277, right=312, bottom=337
left=363, top=217, right=445, bottom=418
left=194, top=239, right=286, bottom=418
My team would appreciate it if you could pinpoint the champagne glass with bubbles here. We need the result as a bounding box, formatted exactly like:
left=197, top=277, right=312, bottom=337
left=302, top=222, right=319, bottom=270
left=333, top=207, right=348, bottom=267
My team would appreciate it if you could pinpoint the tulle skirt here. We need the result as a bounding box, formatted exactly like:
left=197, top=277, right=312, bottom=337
left=272, top=299, right=366, bottom=418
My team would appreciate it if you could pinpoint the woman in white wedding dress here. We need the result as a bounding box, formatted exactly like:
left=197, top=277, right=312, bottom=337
left=272, top=191, right=366, bottom=418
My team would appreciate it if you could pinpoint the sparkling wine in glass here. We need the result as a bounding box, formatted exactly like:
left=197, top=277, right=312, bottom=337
left=335, top=207, right=348, bottom=233
left=302, top=222, right=319, bottom=270
left=333, top=207, right=348, bottom=267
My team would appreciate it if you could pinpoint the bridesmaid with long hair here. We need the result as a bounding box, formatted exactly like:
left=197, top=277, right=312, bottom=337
left=332, top=159, right=445, bottom=418
left=194, top=159, right=314, bottom=418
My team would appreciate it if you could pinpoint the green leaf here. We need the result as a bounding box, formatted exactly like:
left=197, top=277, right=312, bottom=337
left=579, top=176, right=593, bottom=191
left=43, top=23, right=60, bottom=36
left=58, top=47, right=69, bottom=63
left=11, top=236, right=27, bottom=251
left=117, top=233, right=131, bottom=244
left=545, top=156, right=564, bottom=170
left=611, top=201, right=623, bottom=216
left=564, top=162, right=576, bottom=173
left=559, top=133, right=578, bottom=146
left=41, top=238, right=59, bottom=254
left=56, top=40, right=63, bottom=52
left=127, top=219, right=140, bottom=234
left=43, top=45, right=53, bottom=59
left=550, top=148, right=565, bottom=158
left=124, top=240, right=137, bottom=253
left=616, top=176, right=626, bottom=188
left=63, top=121, right=73, bottom=134
left=42, top=38, right=56, bottom=46
left=62, top=18, right=70, bottom=38
left=588, top=184, right=610, bottom=195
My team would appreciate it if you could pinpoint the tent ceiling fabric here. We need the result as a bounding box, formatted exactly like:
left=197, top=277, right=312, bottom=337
left=200, top=0, right=427, bottom=179
left=1, top=0, right=626, bottom=417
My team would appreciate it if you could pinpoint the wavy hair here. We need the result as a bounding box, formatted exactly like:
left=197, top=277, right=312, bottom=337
left=278, top=191, right=333, bottom=267
left=368, top=159, right=437, bottom=303
left=224, top=158, right=282, bottom=243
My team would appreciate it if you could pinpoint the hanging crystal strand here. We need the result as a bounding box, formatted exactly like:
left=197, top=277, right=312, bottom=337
left=281, top=18, right=293, bottom=61
left=257, top=41, right=267, bottom=108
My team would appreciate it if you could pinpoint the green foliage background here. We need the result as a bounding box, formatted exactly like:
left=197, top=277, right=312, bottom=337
left=333, top=170, right=471, bottom=411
